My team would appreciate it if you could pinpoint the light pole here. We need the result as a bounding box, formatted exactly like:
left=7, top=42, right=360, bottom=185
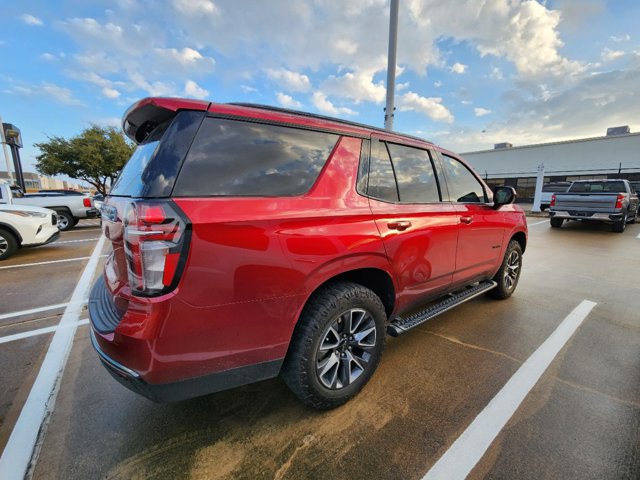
left=384, top=0, right=399, bottom=131
left=1, top=123, right=26, bottom=192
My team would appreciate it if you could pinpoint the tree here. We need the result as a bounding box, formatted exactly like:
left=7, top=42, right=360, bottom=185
left=34, top=125, right=135, bottom=195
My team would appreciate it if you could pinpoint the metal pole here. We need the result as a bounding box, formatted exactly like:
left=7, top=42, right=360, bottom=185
left=0, top=118, right=14, bottom=183
left=384, top=0, right=399, bottom=131
left=11, top=146, right=26, bottom=192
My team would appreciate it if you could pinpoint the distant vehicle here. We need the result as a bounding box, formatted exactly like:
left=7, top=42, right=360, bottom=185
left=540, top=182, right=571, bottom=211
left=38, top=189, right=85, bottom=196
left=630, top=181, right=640, bottom=195
left=92, top=194, right=104, bottom=212
left=0, top=183, right=98, bottom=231
left=0, top=204, right=59, bottom=260
left=549, top=179, right=639, bottom=232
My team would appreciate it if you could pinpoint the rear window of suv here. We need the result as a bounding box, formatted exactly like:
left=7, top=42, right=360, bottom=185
left=569, top=181, right=625, bottom=193
left=173, top=118, right=339, bottom=197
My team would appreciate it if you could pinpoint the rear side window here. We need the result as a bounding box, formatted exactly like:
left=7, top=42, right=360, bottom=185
left=173, top=118, right=339, bottom=196
left=367, top=140, right=399, bottom=202
left=569, top=181, right=625, bottom=193
left=440, top=154, right=487, bottom=203
left=387, top=143, right=440, bottom=203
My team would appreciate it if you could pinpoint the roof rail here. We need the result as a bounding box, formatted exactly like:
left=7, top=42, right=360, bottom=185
left=228, top=103, right=432, bottom=145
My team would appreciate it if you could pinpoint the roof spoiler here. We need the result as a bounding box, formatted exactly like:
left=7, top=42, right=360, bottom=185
left=122, top=97, right=211, bottom=144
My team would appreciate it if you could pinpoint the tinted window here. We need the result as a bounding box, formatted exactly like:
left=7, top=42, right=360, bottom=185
left=367, top=140, right=398, bottom=202
left=440, top=154, right=486, bottom=203
left=174, top=118, right=338, bottom=196
left=569, top=181, right=626, bottom=193
left=356, top=139, right=370, bottom=196
left=387, top=144, right=440, bottom=203
left=542, top=183, right=570, bottom=193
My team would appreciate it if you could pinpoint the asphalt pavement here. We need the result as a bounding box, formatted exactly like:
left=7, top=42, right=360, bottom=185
left=0, top=216, right=638, bottom=479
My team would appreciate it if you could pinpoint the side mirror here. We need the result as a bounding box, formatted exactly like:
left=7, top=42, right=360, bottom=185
left=493, top=186, right=517, bottom=209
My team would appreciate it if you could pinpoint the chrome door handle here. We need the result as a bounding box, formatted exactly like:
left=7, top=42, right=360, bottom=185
left=460, top=216, right=473, bottom=224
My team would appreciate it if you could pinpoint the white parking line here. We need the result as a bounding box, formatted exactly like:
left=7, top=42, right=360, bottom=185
left=55, top=237, right=100, bottom=245
left=527, top=219, right=549, bottom=227
left=0, top=303, right=72, bottom=321
left=423, top=299, right=597, bottom=480
left=0, top=319, right=89, bottom=345
left=0, top=235, right=106, bottom=479
left=0, top=254, right=107, bottom=270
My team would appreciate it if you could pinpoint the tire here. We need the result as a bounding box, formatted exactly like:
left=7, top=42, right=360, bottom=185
left=281, top=281, right=387, bottom=409
left=629, top=207, right=637, bottom=224
left=550, top=218, right=563, bottom=228
left=72, top=218, right=80, bottom=226
left=612, top=212, right=627, bottom=233
left=487, top=240, right=523, bottom=300
left=0, top=228, right=18, bottom=261
left=56, top=211, right=74, bottom=231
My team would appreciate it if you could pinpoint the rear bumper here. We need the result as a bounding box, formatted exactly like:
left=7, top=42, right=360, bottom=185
left=89, top=328, right=282, bottom=402
left=88, top=275, right=286, bottom=401
left=549, top=210, right=624, bottom=222
left=85, top=208, right=100, bottom=218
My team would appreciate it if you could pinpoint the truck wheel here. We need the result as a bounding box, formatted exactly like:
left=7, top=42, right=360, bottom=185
left=0, top=228, right=18, bottom=261
left=281, top=281, right=386, bottom=409
left=550, top=218, right=563, bottom=228
left=72, top=218, right=80, bottom=226
left=629, top=208, right=637, bottom=224
left=612, top=212, right=627, bottom=233
left=56, top=211, right=74, bottom=231
left=487, top=240, right=523, bottom=300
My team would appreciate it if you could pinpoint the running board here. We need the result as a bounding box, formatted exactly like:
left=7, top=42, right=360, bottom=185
left=387, top=281, right=498, bottom=337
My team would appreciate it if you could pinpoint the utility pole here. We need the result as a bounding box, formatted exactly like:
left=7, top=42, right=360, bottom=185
left=384, top=0, right=399, bottom=131
left=0, top=116, right=14, bottom=183
left=532, top=163, right=545, bottom=213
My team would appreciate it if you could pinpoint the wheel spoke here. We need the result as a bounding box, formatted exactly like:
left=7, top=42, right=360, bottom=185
left=317, top=352, right=340, bottom=388
left=319, top=326, right=340, bottom=351
left=352, top=326, right=376, bottom=348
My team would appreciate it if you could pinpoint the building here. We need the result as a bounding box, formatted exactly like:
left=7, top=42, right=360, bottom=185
left=461, top=127, right=640, bottom=202
left=0, top=171, right=85, bottom=192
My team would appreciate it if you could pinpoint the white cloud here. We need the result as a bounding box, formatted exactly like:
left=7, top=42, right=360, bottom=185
left=184, top=79, right=209, bottom=99
left=276, top=92, right=303, bottom=109
left=322, top=69, right=386, bottom=104
left=173, top=0, right=218, bottom=16
left=434, top=81, right=442, bottom=88
left=265, top=68, right=311, bottom=92
left=155, top=47, right=215, bottom=69
left=311, top=92, right=356, bottom=116
left=40, top=53, right=57, bottom=61
left=490, top=67, right=504, bottom=80
left=601, top=48, right=625, bottom=62
left=450, top=62, right=468, bottom=74
left=20, top=14, right=43, bottom=26
left=41, top=83, right=84, bottom=106
left=474, top=107, right=492, bottom=117
left=101, top=87, right=121, bottom=99
left=399, top=92, right=454, bottom=123
left=609, top=34, right=631, bottom=43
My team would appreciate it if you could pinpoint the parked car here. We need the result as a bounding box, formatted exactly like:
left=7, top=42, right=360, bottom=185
left=92, top=194, right=104, bottom=212
left=630, top=181, right=640, bottom=195
left=0, top=204, right=59, bottom=260
left=0, top=183, right=98, bottom=231
left=549, top=179, right=639, bottom=232
left=540, top=181, right=571, bottom=211
left=89, top=97, right=528, bottom=409
left=38, top=189, right=86, bottom=196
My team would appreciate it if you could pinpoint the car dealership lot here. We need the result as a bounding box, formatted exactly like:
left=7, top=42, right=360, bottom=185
left=0, top=217, right=638, bottom=479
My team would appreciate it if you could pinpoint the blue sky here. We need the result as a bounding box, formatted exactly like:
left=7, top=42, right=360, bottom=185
left=1, top=0, right=639, bottom=175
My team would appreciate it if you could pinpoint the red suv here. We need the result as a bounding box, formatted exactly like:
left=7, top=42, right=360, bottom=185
left=89, top=97, right=527, bottom=409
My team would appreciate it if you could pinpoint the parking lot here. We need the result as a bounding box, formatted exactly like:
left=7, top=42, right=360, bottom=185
left=0, top=216, right=638, bottom=479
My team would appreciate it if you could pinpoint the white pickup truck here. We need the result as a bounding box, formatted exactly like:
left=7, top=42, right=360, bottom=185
left=0, top=183, right=99, bottom=231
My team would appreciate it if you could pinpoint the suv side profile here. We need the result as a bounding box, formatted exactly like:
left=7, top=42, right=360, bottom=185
left=89, top=98, right=527, bottom=409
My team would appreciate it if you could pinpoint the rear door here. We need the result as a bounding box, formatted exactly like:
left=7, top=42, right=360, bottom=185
left=436, top=152, right=506, bottom=285
left=366, top=137, right=458, bottom=312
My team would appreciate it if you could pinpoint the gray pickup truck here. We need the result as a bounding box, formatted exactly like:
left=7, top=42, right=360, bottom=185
left=0, top=183, right=99, bottom=231
left=549, top=179, right=639, bottom=232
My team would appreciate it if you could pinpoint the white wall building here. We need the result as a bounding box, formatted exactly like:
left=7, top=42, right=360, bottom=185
left=461, top=128, right=640, bottom=201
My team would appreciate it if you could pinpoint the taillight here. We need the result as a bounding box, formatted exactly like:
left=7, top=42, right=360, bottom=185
left=615, top=194, right=624, bottom=210
left=550, top=194, right=556, bottom=207
left=83, top=197, right=92, bottom=207
left=123, top=201, right=190, bottom=296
